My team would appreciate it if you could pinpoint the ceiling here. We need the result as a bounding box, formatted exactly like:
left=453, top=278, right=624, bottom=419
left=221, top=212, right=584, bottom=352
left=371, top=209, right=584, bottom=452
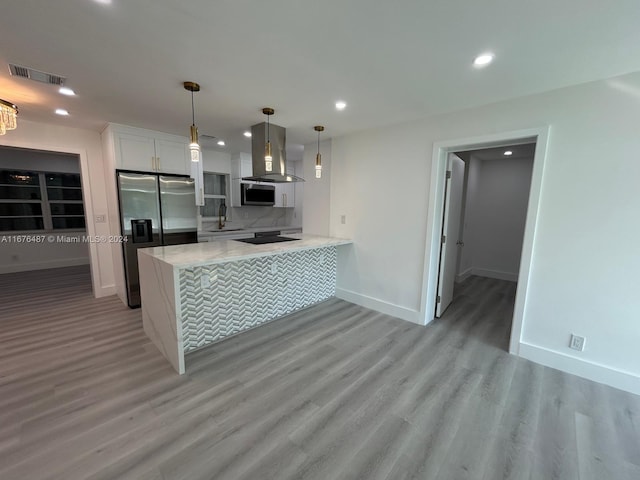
left=1, top=0, right=640, bottom=156
left=458, top=143, right=536, bottom=162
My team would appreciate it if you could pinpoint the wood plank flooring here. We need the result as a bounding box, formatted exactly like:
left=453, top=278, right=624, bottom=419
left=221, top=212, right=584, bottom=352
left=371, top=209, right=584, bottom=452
left=0, top=267, right=638, bottom=479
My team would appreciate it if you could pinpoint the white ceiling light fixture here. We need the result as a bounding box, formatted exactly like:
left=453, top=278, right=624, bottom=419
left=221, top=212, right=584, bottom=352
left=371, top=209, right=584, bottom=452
left=93, top=0, right=113, bottom=5
left=314, top=125, right=324, bottom=179
left=184, top=81, right=201, bottom=163
left=263, top=107, right=274, bottom=172
left=243, top=131, right=252, bottom=138
left=335, top=101, right=347, bottom=111
left=504, top=150, right=513, bottom=156
left=217, top=140, right=225, bottom=146
left=0, top=99, right=18, bottom=135
left=58, top=87, right=76, bottom=96
left=55, top=108, right=69, bottom=116
left=473, top=53, right=494, bottom=67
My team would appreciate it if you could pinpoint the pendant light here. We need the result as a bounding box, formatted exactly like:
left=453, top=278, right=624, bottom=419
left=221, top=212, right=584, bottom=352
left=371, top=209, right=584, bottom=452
left=0, top=99, right=18, bottom=135
left=263, top=107, right=274, bottom=172
left=184, top=81, right=201, bottom=163
left=314, top=125, right=324, bottom=179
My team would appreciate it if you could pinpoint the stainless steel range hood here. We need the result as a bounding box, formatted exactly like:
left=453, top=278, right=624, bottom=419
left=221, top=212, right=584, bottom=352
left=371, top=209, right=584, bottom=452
left=242, top=121, right=304, bottom=183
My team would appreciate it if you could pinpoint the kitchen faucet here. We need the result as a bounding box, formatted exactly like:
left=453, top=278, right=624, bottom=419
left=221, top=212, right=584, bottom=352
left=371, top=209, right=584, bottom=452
left=218, top=202, right=227, bottom=230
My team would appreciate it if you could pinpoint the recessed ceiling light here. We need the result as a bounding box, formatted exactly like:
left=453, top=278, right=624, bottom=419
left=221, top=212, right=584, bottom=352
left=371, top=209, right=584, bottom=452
left=93, top=0, right=112, bottom=4
left=55, top=108, right=69, bottom=116
left=335, top=101, right=347, bottom=111
left=58, top=87, right=76, bottom=96
left=243, top=131, right=252, bottom=138
left=473, top=53, right=494, bottom=67
left=504, top=150, right=513, bottom=156
left=217, top=140, right=225, bottom=146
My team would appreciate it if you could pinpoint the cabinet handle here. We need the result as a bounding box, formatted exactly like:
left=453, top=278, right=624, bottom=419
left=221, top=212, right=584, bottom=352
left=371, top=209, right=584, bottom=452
left=284, top=193, right=287, bottom=207
left=200, top=188, right=204, bottom=205
left=157, top=157, right=161, bottom=171
left=151, top=156, right=155, bottom=170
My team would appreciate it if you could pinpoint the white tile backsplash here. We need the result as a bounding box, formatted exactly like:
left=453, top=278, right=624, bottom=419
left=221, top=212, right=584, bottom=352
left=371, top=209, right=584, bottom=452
left=202, top=206, right=298, bottom=232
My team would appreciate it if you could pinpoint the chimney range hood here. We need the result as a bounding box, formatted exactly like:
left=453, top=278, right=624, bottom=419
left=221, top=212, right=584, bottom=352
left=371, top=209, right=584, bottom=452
left=242, top=121, right=304, bottom=183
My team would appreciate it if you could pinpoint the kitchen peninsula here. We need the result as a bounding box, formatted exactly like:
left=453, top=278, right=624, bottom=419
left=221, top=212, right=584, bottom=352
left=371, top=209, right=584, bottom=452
left=138, top=234, right=352, bottom=373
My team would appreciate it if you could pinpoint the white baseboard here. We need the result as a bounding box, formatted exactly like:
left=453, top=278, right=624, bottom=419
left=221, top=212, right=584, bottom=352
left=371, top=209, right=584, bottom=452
left=519, top=342, right=640, bottom=396
left=95, top=284, right=116, bottom=298
left=456, top=268, right=472, bottom=283
left=335, top=288, right=424, bottom=325
left=0, top=257, right=90, bottom=275
left=472, top=268, right=518, bottom=282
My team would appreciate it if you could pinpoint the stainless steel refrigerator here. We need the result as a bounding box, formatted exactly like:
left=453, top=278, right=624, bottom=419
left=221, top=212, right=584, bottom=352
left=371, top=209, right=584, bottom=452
left=117, top=170, right=198, bottom=308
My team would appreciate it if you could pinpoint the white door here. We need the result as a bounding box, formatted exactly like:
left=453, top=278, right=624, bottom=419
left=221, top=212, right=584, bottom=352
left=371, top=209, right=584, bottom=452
left=436, top=154, right=465, bottom=317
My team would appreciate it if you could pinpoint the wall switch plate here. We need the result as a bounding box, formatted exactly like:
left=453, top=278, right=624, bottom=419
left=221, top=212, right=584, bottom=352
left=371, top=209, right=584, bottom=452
left=95, top=214, right=106, bottom=223
left=569, top=334, right=586, bottom=351
left=341, top=215, right=346, bottom=224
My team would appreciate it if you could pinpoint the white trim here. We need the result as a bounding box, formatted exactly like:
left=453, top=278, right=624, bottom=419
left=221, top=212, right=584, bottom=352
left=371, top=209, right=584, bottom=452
left=0, top=257, right=89, bottom=274
left=0, top=137, right=107, bottom=298
left=519, top=342, right=640, bottom=396
left=420, top=126, right=551, bottom=355
left=471, top=268, right=518, bottom=282
left=336, top=288, right=423, bottom=325
left=455, top=268, right=472, bottom=283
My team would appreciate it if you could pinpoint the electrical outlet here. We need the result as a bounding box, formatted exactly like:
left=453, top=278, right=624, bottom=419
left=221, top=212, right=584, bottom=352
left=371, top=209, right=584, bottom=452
left=319, top=254, right=325, bottom=264
left=243, top=212, right=249, bottom=219
left=271, top=262, right=278, bottom=274
left=95, top=214, right=106, bottom=223
left=200, top=275, right=210, bottom=288
left=569, top=334, right=586, bottom=351
left=340, top=215, right=346, bottom=225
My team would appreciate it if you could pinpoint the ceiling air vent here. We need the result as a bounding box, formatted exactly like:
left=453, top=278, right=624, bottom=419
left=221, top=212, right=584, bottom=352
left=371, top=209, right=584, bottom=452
left=8, top=63, right=66, bottom=85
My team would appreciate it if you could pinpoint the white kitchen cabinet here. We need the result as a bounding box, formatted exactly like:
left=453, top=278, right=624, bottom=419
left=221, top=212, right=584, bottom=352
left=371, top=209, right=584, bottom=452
left=274, top=162, right=295, bottom=208
left=110, top=125, right=190, bottom=175
left=230, top=152, right=254, bottom=207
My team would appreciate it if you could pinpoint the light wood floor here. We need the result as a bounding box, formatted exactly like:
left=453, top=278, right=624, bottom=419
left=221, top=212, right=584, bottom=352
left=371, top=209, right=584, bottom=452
left=0, top=266, right=638, bottom=480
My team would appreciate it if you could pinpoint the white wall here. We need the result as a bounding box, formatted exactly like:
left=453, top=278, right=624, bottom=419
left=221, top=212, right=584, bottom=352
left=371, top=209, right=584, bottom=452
left=0, top=119, right=115, bottom=297
left=303, top=139, right=331, bottom=235
left=457, top=155, right=479, bottom=277
left=459, top=156, right=533, bottom=282
left=329, top=71, right=640, bottom=394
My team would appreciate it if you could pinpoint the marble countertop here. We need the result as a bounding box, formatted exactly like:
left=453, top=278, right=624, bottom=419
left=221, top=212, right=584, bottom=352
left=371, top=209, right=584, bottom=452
left=139, top=234, right=352, bottom=268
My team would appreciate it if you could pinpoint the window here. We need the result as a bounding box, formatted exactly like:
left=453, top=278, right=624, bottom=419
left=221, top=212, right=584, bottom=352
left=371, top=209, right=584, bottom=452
left=0, top=169, right=85, bottom=232
left=201, top=172, right=229, bottom=218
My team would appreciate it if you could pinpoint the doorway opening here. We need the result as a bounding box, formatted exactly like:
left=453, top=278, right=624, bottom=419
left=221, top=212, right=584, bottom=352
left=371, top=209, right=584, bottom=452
left=421, top=127, right=549, bottom=355
left=0, top=145, right=89, bottom=277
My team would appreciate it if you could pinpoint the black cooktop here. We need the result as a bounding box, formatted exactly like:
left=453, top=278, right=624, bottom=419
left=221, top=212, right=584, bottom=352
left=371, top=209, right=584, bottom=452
left=236, top=236, right=300, bottom=245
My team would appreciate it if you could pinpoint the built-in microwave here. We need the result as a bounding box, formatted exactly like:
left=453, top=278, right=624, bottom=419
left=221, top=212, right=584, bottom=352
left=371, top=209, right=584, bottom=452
left=241, top=183, right=275, bottom=206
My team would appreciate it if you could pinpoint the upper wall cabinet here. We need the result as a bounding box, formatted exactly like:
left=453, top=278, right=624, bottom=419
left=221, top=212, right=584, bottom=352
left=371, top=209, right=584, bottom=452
left=105, top=124, right=190, bottom=176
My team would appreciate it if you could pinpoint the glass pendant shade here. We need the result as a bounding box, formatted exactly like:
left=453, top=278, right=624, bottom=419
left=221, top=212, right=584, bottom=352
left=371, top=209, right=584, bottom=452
left=314, top=125, right=324, bottom=179
left=265, top=140, right=273, bottom=172
left=189, top=124, right=200, bottom=163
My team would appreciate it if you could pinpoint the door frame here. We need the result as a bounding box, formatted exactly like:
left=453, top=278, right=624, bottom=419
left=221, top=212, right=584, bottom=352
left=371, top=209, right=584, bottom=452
left=420, top=126, right=550, bottom=355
